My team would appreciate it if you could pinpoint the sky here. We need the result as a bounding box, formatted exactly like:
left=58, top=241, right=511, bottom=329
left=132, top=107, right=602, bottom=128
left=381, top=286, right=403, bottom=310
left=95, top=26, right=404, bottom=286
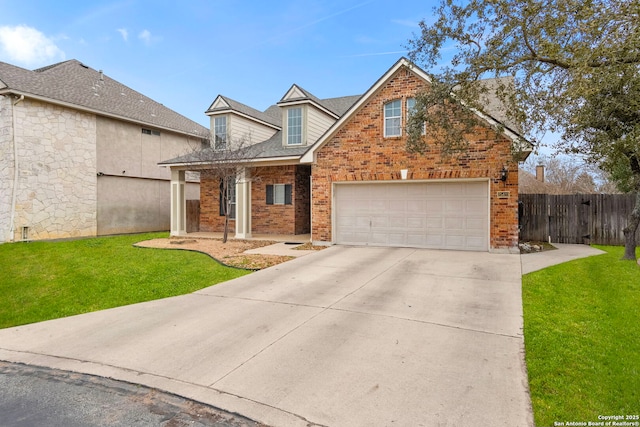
left=0, top=0, right=440, bottom=129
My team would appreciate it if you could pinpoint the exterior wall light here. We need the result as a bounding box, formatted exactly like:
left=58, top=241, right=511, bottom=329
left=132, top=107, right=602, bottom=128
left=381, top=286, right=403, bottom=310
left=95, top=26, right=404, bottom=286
left=500, top=166, right=508, bottom=182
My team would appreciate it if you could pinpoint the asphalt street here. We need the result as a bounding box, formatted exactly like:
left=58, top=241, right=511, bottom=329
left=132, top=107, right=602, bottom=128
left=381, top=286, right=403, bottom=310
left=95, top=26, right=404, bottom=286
left=0, top=362, right=266, bottom=427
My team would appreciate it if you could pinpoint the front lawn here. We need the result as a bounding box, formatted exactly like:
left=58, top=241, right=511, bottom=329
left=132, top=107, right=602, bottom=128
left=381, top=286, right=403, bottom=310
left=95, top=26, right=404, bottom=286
left=523, top=245, right=639, bottom=426
left=0, top=233, right=250, bottom=329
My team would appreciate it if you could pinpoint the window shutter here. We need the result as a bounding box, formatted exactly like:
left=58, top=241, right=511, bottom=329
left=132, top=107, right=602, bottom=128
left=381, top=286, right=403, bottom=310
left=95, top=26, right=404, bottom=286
left=284, top=184, right=292, bottom=205
left=219, top=180, right=225, bottom=216
left=266, top=185, right=274, bottom=205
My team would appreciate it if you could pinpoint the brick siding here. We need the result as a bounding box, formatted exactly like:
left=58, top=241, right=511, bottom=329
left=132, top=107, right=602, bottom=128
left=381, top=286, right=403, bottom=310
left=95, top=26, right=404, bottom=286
left=311, top=66, right=519, bottom=249
left=199, top=165, right=311, bottom=235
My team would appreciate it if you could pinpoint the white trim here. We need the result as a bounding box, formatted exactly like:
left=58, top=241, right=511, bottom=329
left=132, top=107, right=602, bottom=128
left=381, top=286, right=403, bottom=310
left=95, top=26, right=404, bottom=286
left=206, top=109, right=281, bottom=130
left=281, top=85, right=306, bottom=101
left=160, top=156, right=302, bottom=170
left=331, top=178, right=491, bottom=250
left=210, top=96, right=230, bottom=109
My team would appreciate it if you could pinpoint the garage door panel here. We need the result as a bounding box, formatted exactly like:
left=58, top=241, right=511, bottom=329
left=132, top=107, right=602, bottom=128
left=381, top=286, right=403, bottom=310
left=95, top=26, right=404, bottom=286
left=407, top=216, right=425, bottom=228
left=335, top=182, right=488, bottom=251
left=466, top=199, right=485, bottom=211
left=445, top=200, right=463, bottom=213
left=426, top=183, right=444, bottom=195
left=425, top=200, right=444, bottom=213
left=445, top=216, right=465, bottom=230
left=467, top=217, right=485, bottom=231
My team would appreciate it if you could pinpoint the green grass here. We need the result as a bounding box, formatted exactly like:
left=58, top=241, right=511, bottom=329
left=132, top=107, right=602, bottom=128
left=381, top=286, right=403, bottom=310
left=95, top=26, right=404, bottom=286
left=523, top=245, right=640, bottom=427
left=0, top=233, right=250, bottom=329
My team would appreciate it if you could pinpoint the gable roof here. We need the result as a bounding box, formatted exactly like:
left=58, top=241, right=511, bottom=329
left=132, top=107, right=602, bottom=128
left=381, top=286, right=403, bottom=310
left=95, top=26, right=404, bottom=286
left=278, top=84, right=361, bottom=118
left=301, top=57, right=532, bottom=163
left=0, top=59, right=208, bottom=137
left=206, top=95, right=282, bottom=128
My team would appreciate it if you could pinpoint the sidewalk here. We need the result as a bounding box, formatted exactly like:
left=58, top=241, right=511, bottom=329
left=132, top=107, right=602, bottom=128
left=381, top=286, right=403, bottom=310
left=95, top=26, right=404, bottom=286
left=520, top=243, right=606, bottom=274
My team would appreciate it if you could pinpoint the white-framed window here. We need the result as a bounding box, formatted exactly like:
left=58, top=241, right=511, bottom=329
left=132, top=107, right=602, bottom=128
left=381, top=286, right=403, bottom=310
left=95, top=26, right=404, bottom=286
left=214, top=116, right=227, bottom=150
left=406, top=97, right=426, bottom=135
left=384, top=100, right=402, bottom=137
left=266, top=184, right=292, bottom=205
left=287, top=107, right=303, bottom=145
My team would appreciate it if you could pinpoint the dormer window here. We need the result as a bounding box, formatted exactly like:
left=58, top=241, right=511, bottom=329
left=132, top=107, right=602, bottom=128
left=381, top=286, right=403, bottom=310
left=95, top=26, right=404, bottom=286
left=214, top=116, right=227, bottom=150
left=287, top=107, right=303, bottom=145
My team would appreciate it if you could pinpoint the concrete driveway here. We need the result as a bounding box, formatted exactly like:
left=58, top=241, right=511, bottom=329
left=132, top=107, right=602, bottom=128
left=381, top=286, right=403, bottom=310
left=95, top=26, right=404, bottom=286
left=0, top=246, right=532, bottom=427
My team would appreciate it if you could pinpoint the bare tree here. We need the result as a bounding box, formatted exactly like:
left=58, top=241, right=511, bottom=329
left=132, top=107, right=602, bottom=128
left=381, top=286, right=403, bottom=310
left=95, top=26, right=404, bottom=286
left=521, top=155, right=618, bottom=194
left=185, top=130, right=263, bottom=243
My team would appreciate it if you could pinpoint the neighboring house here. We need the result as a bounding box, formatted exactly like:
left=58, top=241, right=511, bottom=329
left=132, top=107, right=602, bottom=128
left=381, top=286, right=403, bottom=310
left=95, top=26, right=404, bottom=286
left=519, top=165, right=558, bottom=194
left=0, top=59, right=208, bottom=243
left=161, top=58, right=532, bottom=252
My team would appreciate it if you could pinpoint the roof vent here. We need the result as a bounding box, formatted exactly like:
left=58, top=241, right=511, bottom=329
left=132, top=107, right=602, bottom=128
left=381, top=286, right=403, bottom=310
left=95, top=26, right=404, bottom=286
left=79, top=63, right=89, bottom=69
left=99, top=70, right=104, bottom=81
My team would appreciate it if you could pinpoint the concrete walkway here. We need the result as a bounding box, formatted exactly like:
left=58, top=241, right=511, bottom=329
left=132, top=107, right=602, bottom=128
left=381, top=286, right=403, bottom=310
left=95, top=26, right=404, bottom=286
left=0, top=246, right=532, bottom=427
left=521, top=243, right=606, bottom=274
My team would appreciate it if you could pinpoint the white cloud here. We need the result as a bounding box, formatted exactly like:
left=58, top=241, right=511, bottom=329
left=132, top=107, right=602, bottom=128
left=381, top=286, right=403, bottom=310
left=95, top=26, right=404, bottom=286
left=117, top=28, right=128, bottom=41
left=138, top=29, right=152, bottom=45
left=0, top=25, right=65, bottom=66
left=392, top=19, right=420, bottom=28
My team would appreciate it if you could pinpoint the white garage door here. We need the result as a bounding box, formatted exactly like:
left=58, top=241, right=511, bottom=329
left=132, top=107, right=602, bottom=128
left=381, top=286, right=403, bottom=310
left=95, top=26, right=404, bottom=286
left=334, top=181, right=489, bottom=251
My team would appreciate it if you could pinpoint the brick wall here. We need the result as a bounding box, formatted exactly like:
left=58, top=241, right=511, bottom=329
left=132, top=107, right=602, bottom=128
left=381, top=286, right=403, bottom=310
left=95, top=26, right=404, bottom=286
left=199, top=171, right=233, bottom=233
left=200, top=165, right=311, bottom=235
left=311, top=66, right=519, bottom=250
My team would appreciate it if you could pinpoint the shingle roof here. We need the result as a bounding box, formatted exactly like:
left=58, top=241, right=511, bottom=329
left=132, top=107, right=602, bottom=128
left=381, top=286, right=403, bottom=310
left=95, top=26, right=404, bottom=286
left=278, top=84, right=361, bottom=117
left=206, top=95, right=281, bottom=128
left=158, top=131, right=311, bottom=166
left=0, top=59, right=208, bottom=137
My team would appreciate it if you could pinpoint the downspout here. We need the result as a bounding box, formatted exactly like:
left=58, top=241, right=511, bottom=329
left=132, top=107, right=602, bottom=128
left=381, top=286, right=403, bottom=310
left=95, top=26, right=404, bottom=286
left=9, top=94, right=24, bottom=242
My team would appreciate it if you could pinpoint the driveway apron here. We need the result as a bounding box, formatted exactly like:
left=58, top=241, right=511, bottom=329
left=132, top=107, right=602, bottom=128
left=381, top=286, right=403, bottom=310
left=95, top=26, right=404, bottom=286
left=0, top=246, right=533, bottom=427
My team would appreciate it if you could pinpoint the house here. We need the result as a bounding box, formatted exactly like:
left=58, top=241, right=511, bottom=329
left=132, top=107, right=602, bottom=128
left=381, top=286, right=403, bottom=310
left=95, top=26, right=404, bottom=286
left=161, top=58, right=532, bottom=252
left=0, top=59, right=208, bottom=243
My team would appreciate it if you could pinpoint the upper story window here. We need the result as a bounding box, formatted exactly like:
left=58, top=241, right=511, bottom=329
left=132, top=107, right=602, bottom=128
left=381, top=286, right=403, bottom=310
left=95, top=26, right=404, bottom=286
left=142, top=128, right=160, bottom=136
left=406, top=98, right=426, bottom=135
left=384, top=100, right=402, bottom=137
left=287, top=107, right=303, bottom=145
left=214, top=116, right=227, bottom=150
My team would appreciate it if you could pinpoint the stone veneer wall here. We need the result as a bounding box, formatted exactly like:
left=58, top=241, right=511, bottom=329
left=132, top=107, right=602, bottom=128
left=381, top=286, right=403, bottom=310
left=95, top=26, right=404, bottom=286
left=0, top=95, right=14, bottom=242
left=311, top=66, right=519, bottom=250
left=6, top=98, right=97, bottom=241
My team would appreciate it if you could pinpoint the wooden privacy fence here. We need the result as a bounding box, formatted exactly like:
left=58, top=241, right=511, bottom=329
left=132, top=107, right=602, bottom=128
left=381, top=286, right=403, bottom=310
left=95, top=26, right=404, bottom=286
left=519, top=193, right=640, bottom=245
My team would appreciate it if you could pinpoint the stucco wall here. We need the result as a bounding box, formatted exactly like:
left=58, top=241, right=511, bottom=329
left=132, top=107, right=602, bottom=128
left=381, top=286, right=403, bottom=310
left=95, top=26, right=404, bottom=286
left=6, top=98, right=98, bottom=241
left=97, top=176, right=198, bottom=235
left=95, top=116, right=200, bottom=235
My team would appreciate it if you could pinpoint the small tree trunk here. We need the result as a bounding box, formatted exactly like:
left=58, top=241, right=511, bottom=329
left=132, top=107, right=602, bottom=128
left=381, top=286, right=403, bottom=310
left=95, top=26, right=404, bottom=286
left=622, top=191, right=640, bottom=260
left=223, top=212, right=229, bottom=243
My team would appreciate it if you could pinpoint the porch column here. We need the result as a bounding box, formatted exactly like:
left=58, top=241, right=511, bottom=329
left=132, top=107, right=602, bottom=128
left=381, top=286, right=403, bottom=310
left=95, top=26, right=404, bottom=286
left=170, top=169, right=187, bottom=236
left=235, top=168, right=252, bottom=239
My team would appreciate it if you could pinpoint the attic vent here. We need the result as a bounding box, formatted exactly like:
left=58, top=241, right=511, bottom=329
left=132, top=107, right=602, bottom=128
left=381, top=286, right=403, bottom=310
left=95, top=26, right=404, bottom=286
left=79, top=63, right=89, bottom=68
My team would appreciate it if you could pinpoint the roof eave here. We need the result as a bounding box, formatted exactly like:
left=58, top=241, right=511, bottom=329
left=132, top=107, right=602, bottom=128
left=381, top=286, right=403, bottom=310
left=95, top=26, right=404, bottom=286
left=0, top=89, right=207, bottom=138
left=277, top=99, right=339, bottom=119
left=205, top=109, right=281, bottom=130
left=160, top=155, right=302, bottom=169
